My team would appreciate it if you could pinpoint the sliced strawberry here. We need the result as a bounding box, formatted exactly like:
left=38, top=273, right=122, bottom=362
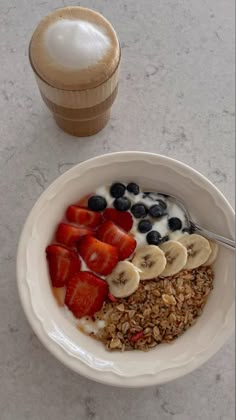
left=108, top=292, right=117, bottom=302
left=103, top=208, right=133, bottom=232
left=65, top=271, right=108, bottom=318
left=130, top=331, right=144, bottom=343
left=76, top=193, right=94, bottom=208
left=66, top=205, right=102, bottom=228
left=78, top=236, right=118, bottom=276
left=56, top=223, right=94, bottom=247
left=46, top=244, right=81, bottom=287
left=97, top=221, right=137, bottom=260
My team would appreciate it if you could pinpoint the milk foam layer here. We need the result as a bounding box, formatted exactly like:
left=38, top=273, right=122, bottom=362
left=45, top=19, right=111, bottom=69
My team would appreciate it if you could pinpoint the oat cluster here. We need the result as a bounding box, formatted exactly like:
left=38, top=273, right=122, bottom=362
left=94, top=266, right=214, bottom=351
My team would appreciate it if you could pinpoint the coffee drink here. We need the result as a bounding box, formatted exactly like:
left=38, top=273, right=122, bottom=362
left=29, top=7, right=121, bottom=136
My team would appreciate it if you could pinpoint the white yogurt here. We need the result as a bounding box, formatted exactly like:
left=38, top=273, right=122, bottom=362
left=45, top=19, right=110, bottom=69
left=62, top=306, right=105, bottom=334
left=80, top=257, right=89, bottom=272
left=80, top=256, right=106, bottom=280
left=77, top=317, right=105, bottom=334
left=95, top=185, right=189, bottom=247
left=95, top=185, right=114, bottom=207
left=152, top=217, right=169, bottom=237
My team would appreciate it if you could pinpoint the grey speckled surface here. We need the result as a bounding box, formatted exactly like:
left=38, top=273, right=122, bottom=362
left=0, top=0, right=235, bottom=419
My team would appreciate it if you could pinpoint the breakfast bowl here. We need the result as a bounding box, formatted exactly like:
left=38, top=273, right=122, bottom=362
left=17, top=152, right=235, bottom=387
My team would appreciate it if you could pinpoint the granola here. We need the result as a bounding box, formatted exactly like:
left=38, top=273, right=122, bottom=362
left=92, top=266, right=214, bottom=351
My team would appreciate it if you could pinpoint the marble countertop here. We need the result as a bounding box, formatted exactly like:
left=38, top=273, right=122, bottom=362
left=0, top=0, right=234, bottom=419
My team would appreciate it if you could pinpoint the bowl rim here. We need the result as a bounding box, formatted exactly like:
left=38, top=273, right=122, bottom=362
left=16, top=152, right=235, bottom=387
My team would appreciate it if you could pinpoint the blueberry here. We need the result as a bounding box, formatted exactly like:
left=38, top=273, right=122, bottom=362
left=149, top=205, right=166, bottom=218
left=158, top=193, right=169, bottom=198
left=143, top=192, right=157, bottom=201
left=138, top=220, right=152, bottom=233
left=110, top=183, right=126, bottom=198
left=143, top=192, right=151, bottom=199
left=168, top=217, right=182, bottom=231
left=114, top=197, right=131, bottom=211
left=156, top=199, right=167, bottom=210
left=127, top=182, right=140, bottom=195
left=161, top=235, right=169, bottom=244
left=146, top=231, right=162, bottom=245
left=131, top=203, right=148, bottom=219
left=182, top=226, right=194, bottom=234
left=88, top=196, right=107, bottom=212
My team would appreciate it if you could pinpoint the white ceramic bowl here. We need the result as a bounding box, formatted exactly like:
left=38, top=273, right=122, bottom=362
left=17, top=152, right=235, bottom=387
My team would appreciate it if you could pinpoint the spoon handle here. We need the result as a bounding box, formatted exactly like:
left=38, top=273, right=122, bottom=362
left=191, top=222, right=235, bottom=250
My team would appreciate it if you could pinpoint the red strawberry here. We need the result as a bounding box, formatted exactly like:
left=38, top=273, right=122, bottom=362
left=46, top=244, right=81, bottom=287
left=103, top=208, right=133, bottom=232
left=76, top=193, right=94, bottom=208
left=130, top=331, right=144, bottom=343
left=97, top=221, right=137, bottom=260
left=108, top=292, right=117, bottom=302
left=56, top=223, right=94, bottom=247
left=66, top=205, right=102, bottom=228
left=65, top=272, right=108, bottom=318
left=78, top=236, right=118, bottom=276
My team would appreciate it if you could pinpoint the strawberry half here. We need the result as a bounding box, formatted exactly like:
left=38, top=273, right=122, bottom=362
left=108, top=292, right=117, bottom=302
left=78, top=236, right=118, bottom=276
left=103, top=208, right=133, bottom=232
left=56, top=223, right=94, bottom=247
left=66, top=206, right=102, bottom=228
left=97, top=221, right=137, bottom=260
left=46, top=244, right=81, bottom=287
left=65, top=272, right=108, bottom=318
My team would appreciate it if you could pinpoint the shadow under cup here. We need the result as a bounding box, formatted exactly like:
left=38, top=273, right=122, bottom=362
left=29, top=49, right=120, bottom=137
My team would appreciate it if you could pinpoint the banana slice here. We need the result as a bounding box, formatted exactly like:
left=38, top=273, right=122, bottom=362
left=159, top=241, right=188, bottom=277
left=106, top=261, right=140, bottom=298
left=132, top=245, right=166, bottom=280
left=203, top=240, right=219, bottom=266
left=178, top=234, right=211, bottom=270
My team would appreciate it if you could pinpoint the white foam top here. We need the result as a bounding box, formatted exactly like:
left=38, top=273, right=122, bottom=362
left=44, top=19, right=111, bottom=69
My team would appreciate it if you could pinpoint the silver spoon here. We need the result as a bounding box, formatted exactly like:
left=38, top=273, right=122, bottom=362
left=145, top=192, right=235, bottom=250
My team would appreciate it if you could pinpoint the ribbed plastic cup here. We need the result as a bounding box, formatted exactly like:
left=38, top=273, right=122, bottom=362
left=29, top=7, right=121, bottom=137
